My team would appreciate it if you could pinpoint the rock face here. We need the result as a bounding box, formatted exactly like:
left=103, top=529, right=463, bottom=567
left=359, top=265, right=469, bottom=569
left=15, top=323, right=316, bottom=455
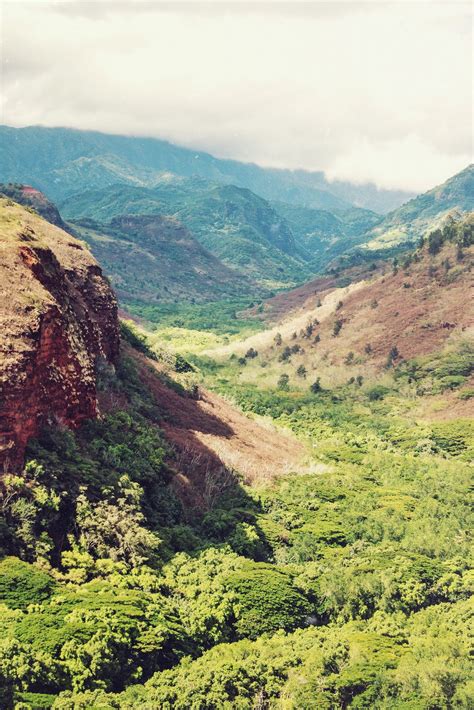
left=0, top=198, right=119, bottom=471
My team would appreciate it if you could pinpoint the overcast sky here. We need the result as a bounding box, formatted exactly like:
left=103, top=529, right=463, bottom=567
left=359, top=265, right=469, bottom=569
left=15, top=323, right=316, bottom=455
left=1, top=1, right=472, bottom=192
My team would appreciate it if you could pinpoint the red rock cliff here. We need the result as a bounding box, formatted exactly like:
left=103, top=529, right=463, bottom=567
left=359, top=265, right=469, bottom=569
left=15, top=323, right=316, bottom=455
left=0, top=198, right=119, bottom=471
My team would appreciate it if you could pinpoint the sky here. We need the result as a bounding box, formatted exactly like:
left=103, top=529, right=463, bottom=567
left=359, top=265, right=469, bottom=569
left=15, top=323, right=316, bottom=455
left=1, top=0, right=472, bottom=192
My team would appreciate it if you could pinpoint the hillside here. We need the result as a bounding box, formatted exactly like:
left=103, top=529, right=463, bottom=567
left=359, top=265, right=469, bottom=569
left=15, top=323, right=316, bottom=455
left=0, top=198, right=119, bottom=469
left=361, top=164, right=474, bottom=250
left=0, top=125, right=414, bottom=212
left=0, top=183, right=68, bottom=231
left=62, top=180, right=311, bottom=287
left=206, top=213, right=474, bottom=393
left=72, top=213, right=257, bottom=305
left=273, top=201, right=381, bottom=267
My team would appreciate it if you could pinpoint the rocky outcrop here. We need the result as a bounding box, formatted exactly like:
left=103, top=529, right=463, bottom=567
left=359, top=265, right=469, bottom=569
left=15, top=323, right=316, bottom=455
left=0, top=184, right=68, bottom=230
left=0, top=198, right=119, bottom=471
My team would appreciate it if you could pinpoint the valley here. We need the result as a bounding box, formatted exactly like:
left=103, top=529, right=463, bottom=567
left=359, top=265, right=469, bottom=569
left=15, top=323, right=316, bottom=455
left=0, top=133, right=473, bottom=709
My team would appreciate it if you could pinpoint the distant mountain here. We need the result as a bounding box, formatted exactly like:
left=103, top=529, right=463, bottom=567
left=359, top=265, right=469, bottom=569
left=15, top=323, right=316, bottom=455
left=272, top=201, right=381, bottom=269
left=361, top=165, right=474, bottom=250
left=61, top=180, right=312, bottom=288
left=72, top=214, right=256, bottom=305
left=0, top=125, right=414, bottom=213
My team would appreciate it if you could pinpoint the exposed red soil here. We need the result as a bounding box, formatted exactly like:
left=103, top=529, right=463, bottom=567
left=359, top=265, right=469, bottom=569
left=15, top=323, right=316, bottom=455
left=258, top=243, right=473, bottom=367
left=128, top=347, right=305, bottom=506
left=249, top=262, right=383, bottom=324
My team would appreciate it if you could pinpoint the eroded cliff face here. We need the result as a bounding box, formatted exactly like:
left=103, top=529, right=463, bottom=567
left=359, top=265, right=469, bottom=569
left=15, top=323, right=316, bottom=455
left=0, top=198, right=119, bottom=471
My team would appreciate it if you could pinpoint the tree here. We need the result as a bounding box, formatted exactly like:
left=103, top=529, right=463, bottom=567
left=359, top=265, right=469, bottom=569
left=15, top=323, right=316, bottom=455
left=274, top=333, right=282, bottom=346
left=310, top=378, right=322, bottom=393
left=277, top=374, right=290, bottom=391
left=428, top=229, right=443, bottom=255
left=304, top=322, right=314, bottom=339
left=385, top=345, right=400, bottom=369
left=245, top=348, right=258, bottom=359
left=333, top=320, right=343, bottom=337
left=278, top=346, right=292, bottom=363
left=225, top=564, right=311, bottom=640
left=297, top=365, right=307, bottom=379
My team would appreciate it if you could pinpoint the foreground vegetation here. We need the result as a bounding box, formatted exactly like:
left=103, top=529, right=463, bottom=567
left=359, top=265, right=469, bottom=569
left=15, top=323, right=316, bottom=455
left=0, top=314, right=472, bottom=708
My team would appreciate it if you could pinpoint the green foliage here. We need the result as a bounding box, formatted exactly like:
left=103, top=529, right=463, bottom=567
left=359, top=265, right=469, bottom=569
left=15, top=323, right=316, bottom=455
left=128, top=298, right=264, bottom=335
left=367, top=385, right=390, bottom=401
left=396, top=340, right=474, bottom=395
left=1, top=306, right=473, bottom=707
left=119, top=321, right=157, bottom=360
left=0, top=558, right=55, bottom=610
left=225, top=563, right=311, bottom=639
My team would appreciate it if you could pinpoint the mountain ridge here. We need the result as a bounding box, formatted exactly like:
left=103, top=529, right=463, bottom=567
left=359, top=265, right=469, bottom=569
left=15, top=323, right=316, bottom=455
left=0, top=125, right=414, bottom=213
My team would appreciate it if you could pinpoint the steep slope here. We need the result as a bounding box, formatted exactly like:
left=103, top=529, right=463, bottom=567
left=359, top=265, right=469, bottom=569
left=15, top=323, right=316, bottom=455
left=0, top=125, right=414, bottom=212
left=208, top=213, right=474, bottom=389
left=0, top=199, right=119, bottom=470
left=73, top=213, right=258, bottom=304
left=62, top=181, right=311, bottom=287
left=0, top=183, right=68, bottom=230
left=361, top=164, right=473, bottom=250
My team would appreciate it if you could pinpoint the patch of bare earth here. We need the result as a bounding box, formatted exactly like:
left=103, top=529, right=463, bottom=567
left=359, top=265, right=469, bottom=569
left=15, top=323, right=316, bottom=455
left=125, top=347, right=305, bottom=507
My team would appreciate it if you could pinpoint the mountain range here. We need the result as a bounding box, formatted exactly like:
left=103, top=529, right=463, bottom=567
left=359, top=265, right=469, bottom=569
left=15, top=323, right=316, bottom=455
left=1, top=126, right=473, bottom=313
left=0, top=125, right=413, bottom=212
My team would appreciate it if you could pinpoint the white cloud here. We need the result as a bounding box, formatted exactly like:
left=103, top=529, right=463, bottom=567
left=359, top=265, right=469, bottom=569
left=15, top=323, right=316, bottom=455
left=1, top=1, right=472, bottom=191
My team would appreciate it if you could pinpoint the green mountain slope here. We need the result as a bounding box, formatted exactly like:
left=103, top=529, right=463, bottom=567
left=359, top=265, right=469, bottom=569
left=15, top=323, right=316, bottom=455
left=273, top=201, right=381, bottom=268
left=72, top=213, right=258, bottom=306
left=362, top=164, right=474, bottom=250
left=0, top=125, right=414, bottom=212
left=62, top=181, right=311, bottom=287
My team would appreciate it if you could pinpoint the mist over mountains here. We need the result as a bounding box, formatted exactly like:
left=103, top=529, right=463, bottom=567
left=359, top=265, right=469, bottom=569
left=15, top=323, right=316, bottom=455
left=0, top=125, right=414, bottom=213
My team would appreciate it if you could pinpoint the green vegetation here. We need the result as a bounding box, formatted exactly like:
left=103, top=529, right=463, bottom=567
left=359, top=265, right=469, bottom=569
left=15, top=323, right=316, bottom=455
left=127, top=298, right=265, bottom=336
left=270, top=201, right=381, bottom=269
left=71, top=213, right=256, bottom=306
left=1, top=325, right=472, bottom=707
left=63, top=181, right=313, bottom=288
left=362, top=165, right=473, bottom=250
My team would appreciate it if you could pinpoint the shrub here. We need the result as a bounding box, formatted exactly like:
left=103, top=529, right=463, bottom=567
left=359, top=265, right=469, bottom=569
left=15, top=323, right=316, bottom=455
left=0, top=558, right=55, bottom=610
left=297, top=365, right=307, bottom=378
left=277, top=374, right=290, bottom=391
left=245, top=348, right=258, bottom=359
left=367, top=385, right=390, bottom=401
left=225, top=563, right=311, bottom=639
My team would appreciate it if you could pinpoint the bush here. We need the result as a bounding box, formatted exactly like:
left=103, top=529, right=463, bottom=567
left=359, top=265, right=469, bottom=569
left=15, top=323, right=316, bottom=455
left=0, top=558, right=55, bottom=610
left=225, top=563, right=311, bottom=639
left=367, top=385, right=390, bottom=401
